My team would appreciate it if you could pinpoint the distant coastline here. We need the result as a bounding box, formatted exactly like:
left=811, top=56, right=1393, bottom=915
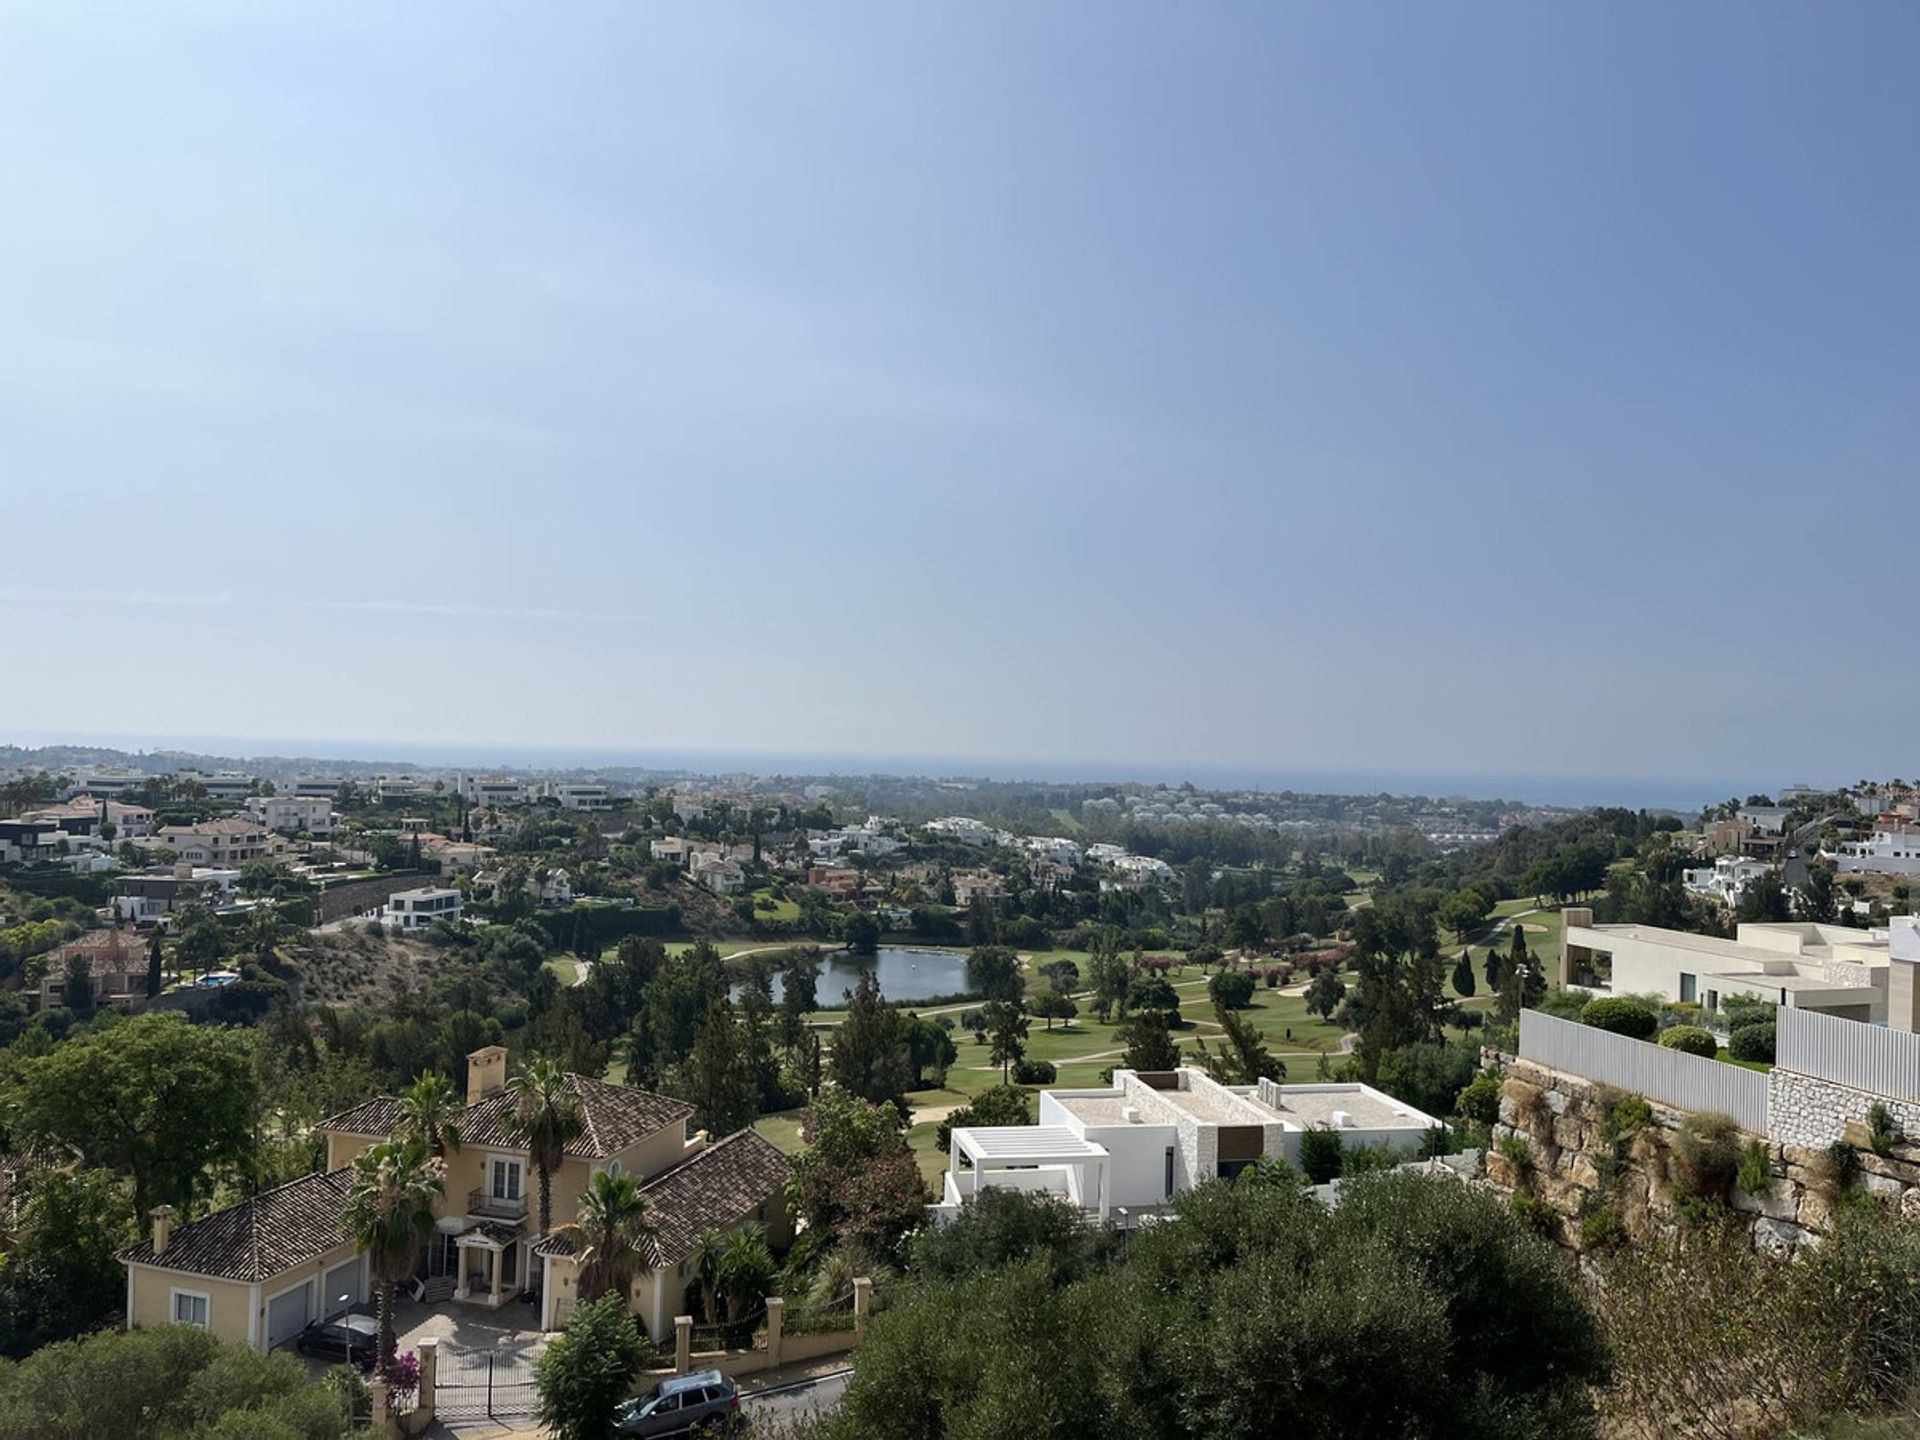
left=2, top=730, right=1785, bottom=813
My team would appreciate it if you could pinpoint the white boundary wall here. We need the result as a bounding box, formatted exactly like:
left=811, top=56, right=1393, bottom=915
left=1517, top=1010, right=1769, bottom=1133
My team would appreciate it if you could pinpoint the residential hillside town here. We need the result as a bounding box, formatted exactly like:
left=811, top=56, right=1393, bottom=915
left=9, top=741, right=1920, bottom=1437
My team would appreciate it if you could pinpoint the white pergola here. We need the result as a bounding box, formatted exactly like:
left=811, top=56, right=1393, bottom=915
left=947, top=1125, right=1112, bottom=1221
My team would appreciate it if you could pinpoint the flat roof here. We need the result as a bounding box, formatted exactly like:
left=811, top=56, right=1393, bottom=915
left=1055, top=1095, right=1174, bottom=1128
left=952, top=1125, right=1107, bottom=1161
left=1147, top=1084, right=1270, bottom=1127
left=1248, top=1086, right=1436, bottom=1131
left=1576, top=922, right=1886, bottom=970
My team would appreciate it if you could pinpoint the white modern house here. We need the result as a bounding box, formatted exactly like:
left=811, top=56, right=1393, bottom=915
left=546, top=783, right=614, bottom=812
left=383, top=886, right=463, bottom=931
left=932, top=1067, right=1443, bottom=1225
left=1828, top=830, right=1920, bottom=878
left=1682, top=856, right=1775, bottom=907
left=1738, top=805, right=1794, bottom=836
left=458, top=775, right=530, bottom=808
left=1560, top=909, right=1895, bottom=1022
left=924, top=816, right=996, bottom=846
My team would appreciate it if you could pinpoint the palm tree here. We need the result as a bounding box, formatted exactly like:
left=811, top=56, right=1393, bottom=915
left=717, top=1224, right=775, bottom=1322
left=689, top=1227, right=728, bottom=1325
left=397, top=1071, right=464, bottom=1159
left=550, top=1170, right=662, bottom=1305
left=342, top=1135, right=445, bottom=1379
left=506, top=1058, right=583, bottom=1237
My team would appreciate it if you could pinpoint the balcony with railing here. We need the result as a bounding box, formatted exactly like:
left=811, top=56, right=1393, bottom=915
left=467, top=1187, right=527, bottom=1220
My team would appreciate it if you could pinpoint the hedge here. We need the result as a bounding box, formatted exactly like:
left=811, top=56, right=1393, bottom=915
left=1730, top=1020, right=1776, bottom=1064
left=1658, top=1025, right=1718, bottom=1059
left=1579, top=996, right=1658, bottom=1041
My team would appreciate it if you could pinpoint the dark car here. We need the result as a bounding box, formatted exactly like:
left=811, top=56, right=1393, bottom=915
left=613, top=1370, right=741, bottom=1436
left=294, top=1311, right=380, bottom=1369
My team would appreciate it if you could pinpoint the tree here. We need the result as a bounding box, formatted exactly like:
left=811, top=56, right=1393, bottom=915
left=1346, top=893, right=1452, bottom=1081
left=1304, top=967, right=1346, bottom=1020
left=1227, top=905, right=1267, bottom=951
left=1798, top=863, right=1839, bottom=923
left=1450, top=950, right=1476, bottom=998
left=1194, top=1004, right=1284, bottom=1085
left=1497, top=929, right=1546, bottom=1021
left=1125, top=973, right=1180, bottom=1025
left=982, top=1000, right=1029, bottom=1082
left=395, top=1070, right=463, bottom=1158
left=936, top=1084, right=1033, bottom=1152
left=1117, top=1011, right=1181, bottom=1071
left=789, top=1090, right=928, bottom=1261
left=1208, top=969, right=1256, bottom=1010
left=1737, top=870, right=1791, bottom=923
left=61, top=951, right=94, bottom=1015
left=341, top=1135, right=444, bottom=1378
left=144, top=931, right=164, bottom=998
left=549, top=1167, right=660, bottom=1313
left=828, top=971, right=913, bottom=1114
left=900, top=1012, right=958, bottom=1087
left=6, top=1013, right=257, bottom=1223
left=777, top=948, right=820, bottom=1053
left=678, top=1001, right=759, bottom=1136
left=1086, top=934, right=1129, bottom=1023
left=506, top=1058, right=585, bottom=1237
left=688, top=1228, right=728, bottom=1325
left=0, top=1168, right=127, bottom=1358
left=534, top=1292, right=646, bottom=1440
left=965, top=946, right=1023, bottom=1004
left=717, top=1223, right=776, bottom=1321
left=843, top=911, right=881, bottom=955
left=1438, top=887, right=1493, bottom=944
left=1031, top=991, right=1079, bottom=1031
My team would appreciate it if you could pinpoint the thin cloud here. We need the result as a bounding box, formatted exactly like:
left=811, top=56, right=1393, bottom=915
left=1, top=588, right=648, bottom=626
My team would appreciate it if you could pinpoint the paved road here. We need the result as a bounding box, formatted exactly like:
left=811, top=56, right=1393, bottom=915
left=744, top=1368, right=852, bottom=1427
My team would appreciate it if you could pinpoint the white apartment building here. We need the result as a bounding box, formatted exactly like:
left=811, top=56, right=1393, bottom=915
left=458, top=775, right=530, bottom=807
left=175, top=770, right=258, bottom=802
left=383, top=886, right=464, bottom=931
left=933, top=1067, right=1441, bottom=1225
left=62, top=766, right=147, bottom=799
left=546, top=782, right=614, bottom=812
left=1561, top=909, right=1896, bottom=1023
left=155, top=817, right=274, bottom=866
left=375, top=776, right=425, bottom=802
left=925, top=816, right=996, bottom=846
left=246, top=794, right=337, bottom=837
left=289, top=776, right=344, bottom=800
left=1828, top=831, right=1920, bottom=878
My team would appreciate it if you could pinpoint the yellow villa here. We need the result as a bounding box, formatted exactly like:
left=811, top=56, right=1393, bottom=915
left=119, top=1046, right=792, bottom=1352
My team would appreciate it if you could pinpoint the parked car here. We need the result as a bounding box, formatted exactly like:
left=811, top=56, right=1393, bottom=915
left=294, top=1311, right=380, bottom=1369
left=613, top=1370, right=741, bottom=1436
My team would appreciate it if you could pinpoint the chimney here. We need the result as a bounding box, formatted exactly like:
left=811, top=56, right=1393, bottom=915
left=150, top=1205, right=174, bottom=1258
left=467, top=1045, right=509, bottom=1105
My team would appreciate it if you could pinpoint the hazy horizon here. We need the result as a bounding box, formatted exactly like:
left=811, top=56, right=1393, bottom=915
left=4, top=5, right=1914, bottom=784
left=1, top=728, right=1803, bottom=812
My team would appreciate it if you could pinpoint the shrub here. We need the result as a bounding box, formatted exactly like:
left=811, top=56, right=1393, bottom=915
left=1580, top=997, right=1658, bottom=1040
left=1298, top=1127, right=1344, bottom=1185
left=1657, top=1025, right=1718, bottom=1059
left=1579, top=1203, right=1623, bottom=1251
left=1495, top=1133, right=1533, bottom=1179
left=1012, top=1058, right=1056, bottom=1085
left=1669, top=1112, right=1741, bottom=1208
left=1510, top=1191, right=1559, bottom=1240
left=1454, top=1070, right=1502, bottom=1127
left=1730, top=1020, right=1776, bottom=1064
left=1817, top=1140, right=1862, bottom=1200
left=1604, top=1092, right=1654, bottom=1141
left=1868, top=1101, right=1901, bottom=1158
left=1736, top=1139, right=1771, bottom=1196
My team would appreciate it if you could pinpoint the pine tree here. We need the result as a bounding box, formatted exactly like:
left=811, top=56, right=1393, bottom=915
left=1484, top=944, right=1502, bottom=992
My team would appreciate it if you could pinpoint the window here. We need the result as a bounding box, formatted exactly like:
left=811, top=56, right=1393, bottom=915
left=1164, top=1146, right=1176, bottom=1198
left=1679, top=973, right=1697, bottom=1004
left=172, top=1291, right=209, bottom=1328
left=491, top=1158, right=523, bottom=1202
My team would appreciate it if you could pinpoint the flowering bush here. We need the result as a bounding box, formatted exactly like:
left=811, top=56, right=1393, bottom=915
left=386, top=1349, right=421, bottom=1402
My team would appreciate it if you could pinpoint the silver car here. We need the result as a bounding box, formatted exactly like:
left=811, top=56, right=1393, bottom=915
left=614, top=1370, right=741, bottom=1437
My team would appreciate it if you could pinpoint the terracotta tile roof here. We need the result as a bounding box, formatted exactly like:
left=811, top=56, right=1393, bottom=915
left=319, top=1096, right=409, bottom=1137
left=321, top=1076, right=693, bottom=1163
left=44, top=928, right=147, bottom=976
left=634, top=1130, right=792, bottom=1265
left=117, top=1169, right=355, bottom=1282
left=461, top=1076, right=694, bottom=1160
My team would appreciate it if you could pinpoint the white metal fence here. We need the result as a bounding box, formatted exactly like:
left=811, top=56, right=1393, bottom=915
left=1517, top=1009, right=1770, bottom=1133
left=1777, top=1006, right=1920, bottom=1102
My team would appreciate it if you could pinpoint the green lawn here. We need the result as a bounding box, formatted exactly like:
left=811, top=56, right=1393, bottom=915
left=747, top=888, right=801, bottom=924
left=752, top=1108, right=807, bottom=1154
left=542, top=957, right=579, bottom=985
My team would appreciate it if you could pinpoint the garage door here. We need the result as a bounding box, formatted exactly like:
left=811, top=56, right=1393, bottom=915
left=321, top=1258, right=364, bottom=1316
left=266, top=1282, right=312, bottom=1350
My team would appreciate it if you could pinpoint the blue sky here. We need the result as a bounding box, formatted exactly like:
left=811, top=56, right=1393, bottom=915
left=2, top=4, right=1915, bottom=788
